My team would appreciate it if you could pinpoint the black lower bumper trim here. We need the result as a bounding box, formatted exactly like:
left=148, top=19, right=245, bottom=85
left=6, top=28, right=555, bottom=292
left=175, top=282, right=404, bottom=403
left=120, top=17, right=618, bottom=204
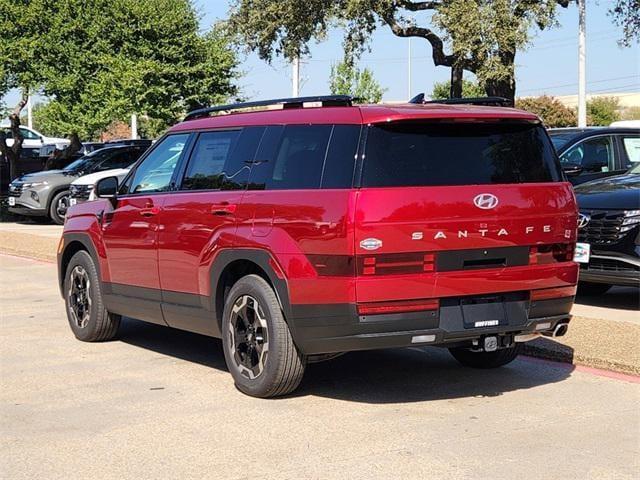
left=289, top=296, right=574, bottom=355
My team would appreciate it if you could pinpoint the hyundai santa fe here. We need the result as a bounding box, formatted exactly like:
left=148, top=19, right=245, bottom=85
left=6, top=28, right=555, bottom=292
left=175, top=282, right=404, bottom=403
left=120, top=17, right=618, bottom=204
left=57, top=95, right=579, bottom=397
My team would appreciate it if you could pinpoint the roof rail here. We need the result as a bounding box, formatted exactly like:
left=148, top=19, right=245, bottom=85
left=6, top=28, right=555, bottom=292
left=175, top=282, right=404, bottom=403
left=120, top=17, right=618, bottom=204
left=184, top=95, right=355, bottom=121
left=409, top=93, right=513, bottom=107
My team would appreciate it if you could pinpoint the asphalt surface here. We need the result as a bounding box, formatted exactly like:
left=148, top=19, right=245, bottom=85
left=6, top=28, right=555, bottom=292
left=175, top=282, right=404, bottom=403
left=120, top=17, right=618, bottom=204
left=1, top=254, right=639, bottom=480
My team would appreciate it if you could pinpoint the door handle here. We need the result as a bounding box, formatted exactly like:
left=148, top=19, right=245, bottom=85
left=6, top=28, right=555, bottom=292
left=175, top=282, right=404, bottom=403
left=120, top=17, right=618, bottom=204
left=211, top=203, right=237, bottom=215
left=140, top=206, right=161, bottom=217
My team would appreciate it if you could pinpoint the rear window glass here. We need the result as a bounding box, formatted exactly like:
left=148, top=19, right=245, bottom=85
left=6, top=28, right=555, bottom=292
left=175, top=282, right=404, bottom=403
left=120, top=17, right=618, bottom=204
left=362, top=122, right=561, bottom=187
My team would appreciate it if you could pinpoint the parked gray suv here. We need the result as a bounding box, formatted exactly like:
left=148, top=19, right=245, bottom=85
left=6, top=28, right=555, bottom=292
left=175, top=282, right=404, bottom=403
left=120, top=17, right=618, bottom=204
left=8, top=145, right=147, bottom=224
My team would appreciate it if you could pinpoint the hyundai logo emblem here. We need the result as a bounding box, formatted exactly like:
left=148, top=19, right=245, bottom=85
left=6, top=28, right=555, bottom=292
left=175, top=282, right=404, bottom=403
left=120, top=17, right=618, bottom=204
left=473, top=193, right=499, bottom=210
left=578, top=213, right=590, bottom=229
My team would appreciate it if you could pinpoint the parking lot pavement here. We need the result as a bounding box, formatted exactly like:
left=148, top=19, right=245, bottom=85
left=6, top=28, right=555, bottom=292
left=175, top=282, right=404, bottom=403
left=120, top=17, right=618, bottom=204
left=573, top=287, right=639, bottom=324
left=1, top=254, right=638, bottom=480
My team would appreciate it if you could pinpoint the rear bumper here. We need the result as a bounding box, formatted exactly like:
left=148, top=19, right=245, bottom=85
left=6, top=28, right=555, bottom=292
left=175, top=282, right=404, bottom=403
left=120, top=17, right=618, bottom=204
left=289, top=296, right=573, bottom=355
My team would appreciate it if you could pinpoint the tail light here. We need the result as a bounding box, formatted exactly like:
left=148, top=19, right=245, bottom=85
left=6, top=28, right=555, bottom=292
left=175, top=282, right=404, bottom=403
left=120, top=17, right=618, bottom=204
left=358, top=252, right=435, bottom=276
left=530, top=243, right=575, bottom=264
left=358, top=298, right=440, bottom=315
left=531, top=285, right=577, bottom=301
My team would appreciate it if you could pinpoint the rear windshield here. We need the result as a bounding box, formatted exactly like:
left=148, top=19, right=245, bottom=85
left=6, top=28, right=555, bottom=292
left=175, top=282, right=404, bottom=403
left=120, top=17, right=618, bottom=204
left=362, top=122, right=562, bottom=187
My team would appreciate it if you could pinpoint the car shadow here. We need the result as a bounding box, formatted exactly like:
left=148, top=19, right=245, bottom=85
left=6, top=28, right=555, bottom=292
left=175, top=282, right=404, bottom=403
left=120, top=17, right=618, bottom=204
left=118, top=317, right=574, bottom=404
left=575, top=287, right=639, bottom=311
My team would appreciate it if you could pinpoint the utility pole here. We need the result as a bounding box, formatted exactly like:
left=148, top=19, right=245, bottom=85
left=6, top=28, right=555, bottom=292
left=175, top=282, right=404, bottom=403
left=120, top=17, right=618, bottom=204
left=27, top=94, right=33, bottom=129
left=577, top=0, right=587, bottom=127
left=292, top=56, right=300, bottom=97
left=131, top=113, right=138, bottom=140
left=408, top=37, right=412, bottom=99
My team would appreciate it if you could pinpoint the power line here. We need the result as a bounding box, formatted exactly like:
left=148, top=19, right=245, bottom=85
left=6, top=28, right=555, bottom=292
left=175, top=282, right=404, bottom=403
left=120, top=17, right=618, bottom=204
left=519, top=75, right=639, bottom=93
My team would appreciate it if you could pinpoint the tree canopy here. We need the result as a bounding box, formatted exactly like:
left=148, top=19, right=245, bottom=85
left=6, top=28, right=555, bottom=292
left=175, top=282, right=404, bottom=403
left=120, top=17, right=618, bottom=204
left=228, top=0, right=570, bottom=100
left=329, top=59, right=385, bottom=103
left=608, top=0, right=640, bottom=47
left=431, top=79, right=484, bottom=99
left=1, top=0, right=240, bottom=139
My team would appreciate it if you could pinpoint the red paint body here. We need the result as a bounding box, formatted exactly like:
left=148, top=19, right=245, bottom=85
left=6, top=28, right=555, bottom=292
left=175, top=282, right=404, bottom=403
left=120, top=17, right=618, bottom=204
left=62, top=103, right=578, bottom=335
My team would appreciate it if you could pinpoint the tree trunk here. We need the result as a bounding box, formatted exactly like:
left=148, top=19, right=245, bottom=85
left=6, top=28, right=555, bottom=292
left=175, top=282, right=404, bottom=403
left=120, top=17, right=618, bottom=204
left=0, top=92, right=29, bottom=181
left=450, top=65, right=463, bottom=98
left=484, top=50, right=516, bottom=105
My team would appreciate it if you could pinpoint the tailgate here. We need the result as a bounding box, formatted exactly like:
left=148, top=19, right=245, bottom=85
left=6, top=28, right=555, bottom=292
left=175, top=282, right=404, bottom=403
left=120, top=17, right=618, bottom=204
left=354, top=183, right=578, bottom=303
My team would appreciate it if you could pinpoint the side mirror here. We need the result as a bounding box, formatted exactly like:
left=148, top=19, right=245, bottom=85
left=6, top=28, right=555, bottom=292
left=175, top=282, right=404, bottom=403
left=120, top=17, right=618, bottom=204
left=562, top=164, right=583, bottom=176
left=96, top=176, right=118, bottom=199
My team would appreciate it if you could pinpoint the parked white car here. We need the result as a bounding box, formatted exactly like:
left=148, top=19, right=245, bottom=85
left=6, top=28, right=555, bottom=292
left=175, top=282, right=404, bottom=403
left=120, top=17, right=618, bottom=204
left=69, top=168, right=130, bottom=204
left=0, top=125, right=70, bottom=150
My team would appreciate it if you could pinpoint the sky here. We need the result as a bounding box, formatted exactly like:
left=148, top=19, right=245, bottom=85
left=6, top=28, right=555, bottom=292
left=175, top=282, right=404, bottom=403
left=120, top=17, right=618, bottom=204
left=194, top=0, right=639, bottom=102
left=3, top=0, right=639, bottom=109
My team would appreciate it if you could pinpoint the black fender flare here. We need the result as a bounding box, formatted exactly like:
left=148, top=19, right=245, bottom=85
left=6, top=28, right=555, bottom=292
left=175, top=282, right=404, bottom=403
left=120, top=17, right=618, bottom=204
left=209, top=248, right=292, bottom=322
left=58, top=232, right=102, bottom=297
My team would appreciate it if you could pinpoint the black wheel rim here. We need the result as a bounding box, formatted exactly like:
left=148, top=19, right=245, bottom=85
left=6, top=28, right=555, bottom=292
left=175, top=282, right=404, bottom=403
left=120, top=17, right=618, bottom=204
left=68, top=265, right=92, bottom=328
left=228, top=295, right=269, bottom=379
left=56, top=195, right=69, bottom=218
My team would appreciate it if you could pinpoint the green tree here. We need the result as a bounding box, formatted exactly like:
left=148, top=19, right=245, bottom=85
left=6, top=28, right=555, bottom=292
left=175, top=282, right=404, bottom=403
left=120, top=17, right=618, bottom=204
left=587, top=96, right=620, bottom=126
left=228, top=0, right=570, bottom=101
left=515, top=95, right=576, bottom=127
left=329, top=59, right=385, bottom=103
left=431, top=80, right=485, bottom=100
left=608, top=0, right=640, bottom=47
left=1, top=0, right=239, bottom=179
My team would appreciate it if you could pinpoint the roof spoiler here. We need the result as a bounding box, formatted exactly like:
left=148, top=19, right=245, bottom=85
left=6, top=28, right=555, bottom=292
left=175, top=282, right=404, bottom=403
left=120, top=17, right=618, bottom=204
left=184, top=95, right=355, bottom=121
left=409, top=94, right=513, bottom=107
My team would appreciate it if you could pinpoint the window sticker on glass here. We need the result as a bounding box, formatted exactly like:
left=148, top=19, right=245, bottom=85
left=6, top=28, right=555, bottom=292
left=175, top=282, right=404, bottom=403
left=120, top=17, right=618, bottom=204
left=623, top=137, right=640, bottom=164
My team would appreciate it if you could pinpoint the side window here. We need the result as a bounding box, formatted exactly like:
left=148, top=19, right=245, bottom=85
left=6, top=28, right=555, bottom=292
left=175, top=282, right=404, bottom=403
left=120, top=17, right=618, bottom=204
left=248, top=125, right=332, bottom=190
left=560, top=136, right=616, bottom=173
left=20, top=128, right=41, bottom=140
left=96, top=150, right=135, bottom=171
left=128, top=134, right=189, bottom=194
left=321, top=125, right=360, bottom=188
left=621, top=136, right=640, bottom=167
left=182, top=130, right=241, bottom=190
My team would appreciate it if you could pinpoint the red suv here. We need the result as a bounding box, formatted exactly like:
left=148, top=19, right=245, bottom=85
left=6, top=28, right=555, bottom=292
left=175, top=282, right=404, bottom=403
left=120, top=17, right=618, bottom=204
left=58, top=96, right=578, bottom=397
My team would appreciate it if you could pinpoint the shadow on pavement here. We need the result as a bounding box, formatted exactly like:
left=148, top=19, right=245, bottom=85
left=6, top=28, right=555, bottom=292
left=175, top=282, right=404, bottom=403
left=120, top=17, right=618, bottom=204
left=575, top=287, right=639, bottom=311
left=118, top=317, right=574, bottom=404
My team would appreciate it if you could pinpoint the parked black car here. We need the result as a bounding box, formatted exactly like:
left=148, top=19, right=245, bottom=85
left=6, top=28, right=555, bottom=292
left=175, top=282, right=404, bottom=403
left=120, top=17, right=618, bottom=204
left=548, top=127, right=640, bottom=185
left=574, top=162, right=640, bottom=294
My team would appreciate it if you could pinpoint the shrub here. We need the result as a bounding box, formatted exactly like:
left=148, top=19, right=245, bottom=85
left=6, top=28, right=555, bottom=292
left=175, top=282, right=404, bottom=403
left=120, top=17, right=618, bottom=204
left=515, top=95, right=577, bottom=127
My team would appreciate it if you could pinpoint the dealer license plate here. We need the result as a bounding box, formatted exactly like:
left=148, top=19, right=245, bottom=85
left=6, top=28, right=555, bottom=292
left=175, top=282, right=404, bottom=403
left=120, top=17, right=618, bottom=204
left=574, top=242, right=590, bottom=263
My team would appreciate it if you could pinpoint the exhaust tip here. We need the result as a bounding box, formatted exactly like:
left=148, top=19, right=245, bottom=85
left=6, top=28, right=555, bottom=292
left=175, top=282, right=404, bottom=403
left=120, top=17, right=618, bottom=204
left=553, top=323, right=569, bottom=337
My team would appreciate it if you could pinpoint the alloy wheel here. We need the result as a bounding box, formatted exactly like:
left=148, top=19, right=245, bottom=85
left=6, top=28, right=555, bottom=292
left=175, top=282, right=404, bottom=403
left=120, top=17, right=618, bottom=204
left=56, top=195, right=70, bottom=218
left=68, top=265, right=92, bottom=328
left=228, top=295, right=269, bottom=379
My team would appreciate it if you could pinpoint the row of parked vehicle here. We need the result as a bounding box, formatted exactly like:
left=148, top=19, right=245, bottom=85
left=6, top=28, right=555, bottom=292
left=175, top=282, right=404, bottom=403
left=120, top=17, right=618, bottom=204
left=6, top=113, right=640, bottom=295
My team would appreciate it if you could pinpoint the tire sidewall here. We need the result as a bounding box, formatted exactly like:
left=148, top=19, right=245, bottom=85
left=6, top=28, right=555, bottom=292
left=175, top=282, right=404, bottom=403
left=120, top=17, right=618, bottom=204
left=64, top=251, right=104, bottom=341
left=49, top=190, right=70, bottom=225
left=221, top=276, right=288, bottom=396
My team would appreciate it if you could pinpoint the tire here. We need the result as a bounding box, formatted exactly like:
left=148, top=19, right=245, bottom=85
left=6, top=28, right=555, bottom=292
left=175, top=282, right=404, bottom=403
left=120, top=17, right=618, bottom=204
left=64, top=250, right=121, bottom=342
left=49, top=190, right=70, bottom=225
left=578, top=282, right=611, bottom=296
left=449, top=343, right=522, bottom=369
left=221, top=274, right=305, bottom=398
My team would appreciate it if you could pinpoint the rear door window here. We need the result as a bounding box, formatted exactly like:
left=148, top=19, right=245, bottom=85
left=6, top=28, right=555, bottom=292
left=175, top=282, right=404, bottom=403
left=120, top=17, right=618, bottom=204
left=248, top=125, right=359, bottom=190
left=362, top=122, right=562, bottom=187
left=560, top=136, right=616, bottom=173
left=620, top=136, right=640, bottom=167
